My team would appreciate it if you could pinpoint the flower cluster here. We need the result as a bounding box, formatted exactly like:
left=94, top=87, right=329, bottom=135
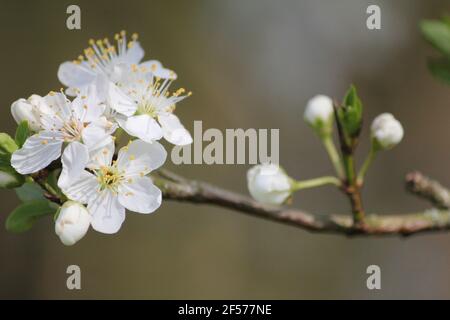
left=6, top=32, right=193, bottom=245
left=247, top=87, right=404, bottom=206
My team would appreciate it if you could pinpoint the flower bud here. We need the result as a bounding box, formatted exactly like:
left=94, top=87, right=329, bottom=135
left=55, top=201, right=91, bottom=246
left=371, top=113, right=404, bottom=150
left=304, top=95, right=334, bottom=132
left=0, top=169, right=24, bottom=188
left=11, top=95, right=47, bottom=131
left=247, top=163, right=292, bottom=205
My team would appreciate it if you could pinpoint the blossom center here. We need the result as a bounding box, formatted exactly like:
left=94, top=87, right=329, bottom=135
left=136, top=101, right=158, bottom=118
left=61, top=118, right=84, bottom=143
left=96, top=166, right=124, bottom=191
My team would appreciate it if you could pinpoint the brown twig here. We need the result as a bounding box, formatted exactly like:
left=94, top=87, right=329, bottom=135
left=152, top=170, right=450, bottom=237
left=32, top=167, right=450, bottom=237
left=406, top=171, right=450, bottom=209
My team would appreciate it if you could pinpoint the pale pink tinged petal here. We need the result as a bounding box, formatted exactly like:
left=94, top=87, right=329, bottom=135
left=57, top=61, right=96, bottom=89
left=158, top=113, right=193, bottom=146
left=62, top=171, right=98, bottom=204
left=118, top=176, right=162, bottom=214
left=89, top=190, right=126, bottom=234
left=124, top=41, right=145, bottom=64
left=58, top=142, right=89, bottom=190
left=116, top=139, right=167, bottom=176
left=87, top=136, right=115, bottom=169
left=124, top=115, right=163, bottom=143
left=106, top=82, right=137, bottom=117
left=11, top=131, right=64, bottom=174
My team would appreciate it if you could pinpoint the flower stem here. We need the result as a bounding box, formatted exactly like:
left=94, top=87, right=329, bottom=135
left=321, top=135, right=345, bottom=179
left=343, top=153, right=355, bottom=184
left=292, top=176, right=341, bottom=191
left=356, top=143, right=378, bottom=186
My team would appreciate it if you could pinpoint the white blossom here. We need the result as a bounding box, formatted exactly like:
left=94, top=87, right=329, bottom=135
left=59, top=139, right=166, bottom=234
left=107, top=67, right=193, bottom=146
left=247, top=163, right=292, bottom=205
left=371, top=113, right=404, bottom=150
left=11, top=90, right=115, bottom=175
left=57, top=31, right=175, bottom=97
left=55, top=201, right=91, bottom=246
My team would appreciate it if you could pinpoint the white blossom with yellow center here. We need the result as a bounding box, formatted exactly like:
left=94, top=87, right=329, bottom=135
left=59, top=139, right=166, bottom=234
left=57, top=31, right=176, bottom=97
left=11, top=90, right=115, bottom=175
left=107, top=66, right=193, bottom=146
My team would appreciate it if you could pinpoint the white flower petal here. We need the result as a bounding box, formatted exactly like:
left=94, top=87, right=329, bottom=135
left=11, top=131, right=64, bottom=174
left=57, top=61, right=96, bottom=92
left=118, top=176, right=162, bottom=214
left=124, top=115, right=163, bottom=143
left=158, top=113, right=193, bottom=146
left=42, top=92, right=72, bottom=120
left=124, top=41, right=145, bottom=64
left=107, top=82, right=137, bottom=117
left=71, top=92, right=105, bottom=123
left=89, top=190, right=126, bottom=234
left=87, top=136, right=115, bottom=169
left=82, top=118, right=116, bottom=149
left=62, top=171, right=98, bottom=204
left=58, top=141, right=90, bottom=190
left=140, top=60, right=177, bottom=79
left=117, top=139, right=167, bottom=176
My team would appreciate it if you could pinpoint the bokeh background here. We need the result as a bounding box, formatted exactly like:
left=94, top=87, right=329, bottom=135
left=0, top=0, right=449, bottom=299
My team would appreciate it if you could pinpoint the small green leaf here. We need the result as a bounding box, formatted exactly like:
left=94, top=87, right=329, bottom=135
left=0, top=153, right=11, bottom=169
left=338, top=85, right=363, bottom=139
left=428, top=57, right=450, bottom=84
left=5, top=200, right=57, bottom=233
left=15, top=121, right=30, bottom=148
left=15, top=182, right=45, bottom=202
left=420, top=19, right=450, bottom=56
left=0, top=152, right=24, bottom=189
left=0, top=133, right=18, bottom=154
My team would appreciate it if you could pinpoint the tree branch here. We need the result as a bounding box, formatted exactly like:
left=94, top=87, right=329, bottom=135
left=406, top=171, right=450, bottom=209
left=153, top=170, right=450, bottom=237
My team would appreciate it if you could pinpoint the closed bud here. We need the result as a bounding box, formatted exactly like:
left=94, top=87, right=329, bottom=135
left=371, top=113, right=404, bottom=150
left=0, top=169, right=24, bottom=188
left=247, top=163, right=292, bottom=205
left=11, top=95, right=47, bottom=132
left=55, top=201, right=91, bottom=246
left=304, top=95, right=334, bottom=134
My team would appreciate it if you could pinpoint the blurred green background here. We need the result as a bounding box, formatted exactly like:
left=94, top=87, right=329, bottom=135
left=1, top=0, right=450, bottom=299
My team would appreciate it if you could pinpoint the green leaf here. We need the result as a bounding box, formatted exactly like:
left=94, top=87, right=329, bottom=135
left=0, top=133, right=18, bottom=154
left=0, top=153, right=11, bottom=169
left=338, top=85, right=363, bottom=139
left=420, top=19, right=450, bottom=56
left=15, top=182, right=45, bottom=202
left=5, top=200, right=57, bottom=233
left=428, top=57, right=450, bottom=84
left=15, top=121, right=30, bottom=148
left=0, top=152, right=24, bottom=189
